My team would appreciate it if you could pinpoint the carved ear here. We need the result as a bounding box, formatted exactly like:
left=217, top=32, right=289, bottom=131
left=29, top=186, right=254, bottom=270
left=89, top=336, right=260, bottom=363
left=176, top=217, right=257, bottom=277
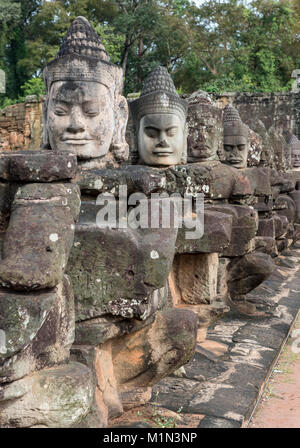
left=41, top=97, right=51, bottom=150
left=110, top=69, right=129, bottom=162
left=181, top=121, right=188, bottom=164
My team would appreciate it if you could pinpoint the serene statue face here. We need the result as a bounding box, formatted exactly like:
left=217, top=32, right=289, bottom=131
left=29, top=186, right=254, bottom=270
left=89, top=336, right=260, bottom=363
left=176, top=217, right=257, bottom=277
left=188, top=112, right=219, bottom=161
left=292, top=149, right=300, bottom=167
left=47, top=80, right=114, bottom=159
left=138, top=113, right=185, bottom=166
left=224, top=135, right=248, bottom=169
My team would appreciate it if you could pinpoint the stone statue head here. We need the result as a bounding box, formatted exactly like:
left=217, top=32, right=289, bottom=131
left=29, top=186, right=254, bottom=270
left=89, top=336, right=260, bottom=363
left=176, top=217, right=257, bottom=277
left=289, top=134, right=300, bottom=168
left=187, top=91, right=222, bottom=162
left=223, top=104, right=249, bottom=169
left=130, top=66, right=188, bottom=167
left=42, top=17, right=128, bottom=164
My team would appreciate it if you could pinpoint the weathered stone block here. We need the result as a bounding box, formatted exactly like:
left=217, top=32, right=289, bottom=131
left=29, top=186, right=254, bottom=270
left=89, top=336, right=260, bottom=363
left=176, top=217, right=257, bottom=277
left=253, top=196, right=273, bottom=212
left=275, top=213, right=289, bottom=238
left=0, top=183, right=80, bottom=290
left=174, top=253, right=219, bottom=305
left=0, top=276, right=74, bottom=383
left=217, top=257, right=230, bottom=298
left=0, top=362, right=93, bottom=427
left=67, top=216, right=177, bottom=321
left=0, top=150, right=77, bottom=181
left=78, top=165, right=167, bottom=197
left=289, top=190, right=300, bottom=223
left=274, top=194, right=296, bottom=224
left=74, top=286, right=167, bottom=345
left=0, top=288, right=56, bottom=363
left=208, top=204, right=258, bottom=256
left=111, top=308, right=197, bottom=388
left=244, top=166, right=272, bottom=196
left=227, top=252, right=275, bottom=298
left=71, top=343, right=122, bottom=427
left=175, top=209, right=232, bottom=254
left=254, top=236, right=278, bottom=258
left=257, top=217, right=275, bottom=239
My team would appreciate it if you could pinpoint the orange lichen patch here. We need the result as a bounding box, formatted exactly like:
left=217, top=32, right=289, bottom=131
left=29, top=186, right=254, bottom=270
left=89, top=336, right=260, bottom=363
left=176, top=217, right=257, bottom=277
left=95, top=343, right=123, bottom=419
left=95, top=386, right=108, bottom=426
left=112, top=328, right=147, bottom=385
left=168, top=266, right=182, bottom=306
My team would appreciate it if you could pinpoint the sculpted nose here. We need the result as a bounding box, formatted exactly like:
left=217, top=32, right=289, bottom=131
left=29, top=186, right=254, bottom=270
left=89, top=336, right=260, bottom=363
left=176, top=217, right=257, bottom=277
left=156, top=139, right=169, bottom=148
left=67, top=110, right=85, bottom=133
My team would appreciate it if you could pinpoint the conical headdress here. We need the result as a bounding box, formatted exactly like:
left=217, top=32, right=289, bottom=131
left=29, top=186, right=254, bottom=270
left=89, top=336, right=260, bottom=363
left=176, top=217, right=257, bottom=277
left=43, top=16, right=121, bottom=93
left=130, top=66, right=188, bottom=123
left=188, top=90, right=213, bottom=106
left=289, top=134, right=300, bottom=151
left=223, top=104, right=248, bottom=137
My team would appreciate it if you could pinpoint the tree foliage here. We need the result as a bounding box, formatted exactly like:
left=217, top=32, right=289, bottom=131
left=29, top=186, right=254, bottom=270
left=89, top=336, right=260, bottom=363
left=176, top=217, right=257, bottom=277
left=1, top=0, right=300, bottom=107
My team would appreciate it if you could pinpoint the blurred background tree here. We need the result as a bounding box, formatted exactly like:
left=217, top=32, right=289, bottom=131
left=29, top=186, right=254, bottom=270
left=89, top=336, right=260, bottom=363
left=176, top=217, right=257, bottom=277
left=1, top=0, right=300, bottom=107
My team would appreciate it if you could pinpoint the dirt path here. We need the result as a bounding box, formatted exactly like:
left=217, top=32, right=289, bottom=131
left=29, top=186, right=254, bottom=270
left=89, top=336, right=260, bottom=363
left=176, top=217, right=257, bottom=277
left=248, top=312, right=300, bottom=428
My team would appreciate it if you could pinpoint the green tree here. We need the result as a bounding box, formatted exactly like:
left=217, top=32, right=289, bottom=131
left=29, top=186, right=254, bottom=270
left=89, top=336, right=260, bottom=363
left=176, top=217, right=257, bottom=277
left=0, top=0, right=22, bottom=98
left=176, top=0, right=300, bottom=93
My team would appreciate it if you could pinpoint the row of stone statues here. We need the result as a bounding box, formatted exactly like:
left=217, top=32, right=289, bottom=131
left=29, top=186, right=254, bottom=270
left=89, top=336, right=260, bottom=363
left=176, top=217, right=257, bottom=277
left=0, top=16, right=299, bottom=427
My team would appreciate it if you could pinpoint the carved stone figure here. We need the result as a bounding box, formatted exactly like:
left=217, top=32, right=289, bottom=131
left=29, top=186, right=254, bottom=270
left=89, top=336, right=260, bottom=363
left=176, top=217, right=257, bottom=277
left=290, top=134, right=300, bottom=168
left=45, top=19, right=196, bottom=424
left=0, top=17, right=198, bottom=428
left=43, top=16, right=128, bottom=168
left=187, top=91, right=223, bottom=162
left=130, top=66, right=188, bottom=166
left=223, top=104, right=249, bottom=169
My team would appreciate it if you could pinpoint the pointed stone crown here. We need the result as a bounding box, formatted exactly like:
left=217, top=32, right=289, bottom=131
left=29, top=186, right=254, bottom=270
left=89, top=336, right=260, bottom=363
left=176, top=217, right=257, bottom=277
left=57, top=16, right=109, bottom=61
left=223, top=104, right=248, bottom=137
left=130, top=66, right=188, bottom=123
left=43, top=17, right=121, bottom=93
left=188, top=90, right=213, bottom=106
left=289, top=134, right=300, bottom=151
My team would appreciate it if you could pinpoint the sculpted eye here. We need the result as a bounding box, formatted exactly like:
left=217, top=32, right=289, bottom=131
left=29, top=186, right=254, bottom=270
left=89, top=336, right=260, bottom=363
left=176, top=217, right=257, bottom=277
left=224, top=145, right=232, bottom=152
left=54, top=107, right=68, bottom=116
left=145, top=128, right=158, bottom=138
left=166, top=127, right=178, bottom=137
left=83, top=103, right=99, bottom=117
left=238, top=145, right=246, bottom=151
left=85, top=110, right=99, bottom=117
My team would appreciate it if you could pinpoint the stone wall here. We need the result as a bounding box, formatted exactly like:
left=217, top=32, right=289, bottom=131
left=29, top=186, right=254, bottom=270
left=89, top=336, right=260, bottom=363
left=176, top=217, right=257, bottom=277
left=0, top=91, right=297, bottom=152
left=0, top=96, right=43, bottom=151
left=215, top=92, right=296, bottom=139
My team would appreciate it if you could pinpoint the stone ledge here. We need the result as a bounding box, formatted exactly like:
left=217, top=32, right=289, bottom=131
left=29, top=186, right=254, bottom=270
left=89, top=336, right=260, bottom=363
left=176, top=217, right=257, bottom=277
left=109, top=244, right=300, bottom=428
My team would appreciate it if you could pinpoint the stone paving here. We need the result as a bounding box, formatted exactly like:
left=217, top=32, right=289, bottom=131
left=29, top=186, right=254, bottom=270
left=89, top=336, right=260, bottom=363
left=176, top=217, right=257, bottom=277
left=110, top=243, right=300, bottom=428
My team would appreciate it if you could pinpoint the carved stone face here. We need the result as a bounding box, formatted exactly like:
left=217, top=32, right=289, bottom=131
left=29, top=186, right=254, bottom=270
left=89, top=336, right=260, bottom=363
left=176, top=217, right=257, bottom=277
left=224, top=135, right=248, bottom=169
left=137, top=113, right=186, bottom=166
left=46, top=80, right=114, bottom=159
left=292, top=149, right=300, bottom=167
left=187, top=109, right=220, bottom=161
